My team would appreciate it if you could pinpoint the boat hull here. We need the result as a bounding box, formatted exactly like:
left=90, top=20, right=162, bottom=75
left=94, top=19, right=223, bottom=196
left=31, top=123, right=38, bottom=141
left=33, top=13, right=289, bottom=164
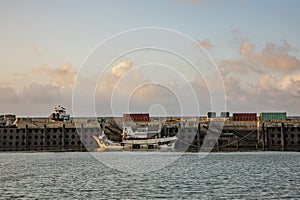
left=91, top=135, right=177, bottom=151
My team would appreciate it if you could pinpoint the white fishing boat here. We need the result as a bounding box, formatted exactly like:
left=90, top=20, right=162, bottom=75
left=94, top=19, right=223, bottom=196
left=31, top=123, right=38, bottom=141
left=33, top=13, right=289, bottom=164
left=121, top=125, right=177, bottom=148
left=91, top=125, right=178, bottom=151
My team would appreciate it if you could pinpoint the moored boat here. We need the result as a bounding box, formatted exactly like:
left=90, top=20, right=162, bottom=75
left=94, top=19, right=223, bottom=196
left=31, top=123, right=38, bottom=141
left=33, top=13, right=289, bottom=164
left=91, top=125, right=178, bottom=151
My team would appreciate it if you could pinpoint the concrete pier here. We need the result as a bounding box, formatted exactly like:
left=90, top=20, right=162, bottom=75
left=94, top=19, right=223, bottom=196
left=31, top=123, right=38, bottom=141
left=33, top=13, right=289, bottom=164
left=0, top=124, right=99, bottom=151
left=0, top=119, right=299, bottom=151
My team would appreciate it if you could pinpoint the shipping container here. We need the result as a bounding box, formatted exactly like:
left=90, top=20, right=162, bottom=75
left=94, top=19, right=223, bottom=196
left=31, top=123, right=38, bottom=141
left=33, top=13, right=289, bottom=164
left=287, top=116, right=300, bottom=121
left=206, top=112, right=216, bottom=118
left=233, top=113, right=257, bottom=121
left=123, top=113, right=149, bottom=122
left=259, top=112, right=286, bottom=121
left=220, top=112, right=230, bottom=118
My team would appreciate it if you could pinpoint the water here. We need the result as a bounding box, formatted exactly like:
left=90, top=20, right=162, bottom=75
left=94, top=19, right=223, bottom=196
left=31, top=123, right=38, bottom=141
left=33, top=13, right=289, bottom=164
left=0, top=152, right=299, bottom=199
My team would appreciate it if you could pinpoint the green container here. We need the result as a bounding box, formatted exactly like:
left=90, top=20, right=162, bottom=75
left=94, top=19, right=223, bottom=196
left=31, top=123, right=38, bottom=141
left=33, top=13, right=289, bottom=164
left=260, top=112, right=286, bottom=121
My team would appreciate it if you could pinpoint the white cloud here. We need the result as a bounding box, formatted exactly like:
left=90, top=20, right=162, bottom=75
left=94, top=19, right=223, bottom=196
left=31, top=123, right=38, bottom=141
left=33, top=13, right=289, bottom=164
left=256, top=74, right=278, bottom=91
left=278, top=73, right=300, bottom=96
left=221, top=40, right=300, bottom=77
left=94, top=60, right=208, bottom=115
left=111, top=60, right=132, bottom=77
left=221, top=72, right=300, bottom=114
left=2, top=35, right=300, bottom=116
left=218, top=37, right=300, bottom=114
left=32, top=63, right=76, bottom=87
left=97, top=60, right=143, bottom=96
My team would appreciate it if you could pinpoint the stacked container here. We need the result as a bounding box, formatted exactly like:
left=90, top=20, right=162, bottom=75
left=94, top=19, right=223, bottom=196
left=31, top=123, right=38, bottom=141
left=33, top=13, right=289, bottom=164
left=206, top=112, right=217, bottom=118
left=259, top=112, right=286, bottom=121
left=233, top=113, right=257, bottom=121
left=123, top=113, right=150, bottom=122
left=220, top=112, right=230, bottom=118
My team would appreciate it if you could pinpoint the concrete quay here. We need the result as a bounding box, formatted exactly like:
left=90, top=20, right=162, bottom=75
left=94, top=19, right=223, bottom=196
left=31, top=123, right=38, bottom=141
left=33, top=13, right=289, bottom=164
left=174, top=120, right=300, bottom=152
left=0, top=118, right=299, bottom=152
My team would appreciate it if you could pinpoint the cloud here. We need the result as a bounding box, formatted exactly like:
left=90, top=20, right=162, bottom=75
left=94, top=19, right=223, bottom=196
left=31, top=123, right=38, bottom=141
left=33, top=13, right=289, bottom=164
left=217, top=36, right=300, bottom=114
left=240, top=41, right=254, bottom=56
left=131, top=84, right=161, bottom=100
left=256, top=74, right=278, bottom=91
left=197, top=39, right=214, bottom=49
left=111, top=60, right=132, bottom=77
left=129, top=84, right=181, bottom=111
left=0, top=82, right=73, bottom=116
left=22, top=83, right=62, bottom=104
left=20, top=82, right=73, bottom=115
left=0, top=63, right=75, bottom=116
left=278, top=73, right=300, bottom=96
left=220, top=59, right=252, bottom=76
left=32, top=63, right=76, bottom=87
left=2, top=35, right=300, bottom=116
left=221, top=40, right=300, bottom=76
left=0, top=87, right=18, bottom=104
left=95, top=60, right=143, bottom=115
left=221, top=72, right=300, bottom=114
left=94, top=60, right=208, bottom=115
left=97, top=60, right=143, bottom=96
left=258, top=41, right=300, bottom=72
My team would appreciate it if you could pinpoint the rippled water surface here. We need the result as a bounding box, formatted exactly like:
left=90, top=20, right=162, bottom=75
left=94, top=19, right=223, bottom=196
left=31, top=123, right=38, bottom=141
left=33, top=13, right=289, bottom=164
left=0, top=152, right=299, bottom=199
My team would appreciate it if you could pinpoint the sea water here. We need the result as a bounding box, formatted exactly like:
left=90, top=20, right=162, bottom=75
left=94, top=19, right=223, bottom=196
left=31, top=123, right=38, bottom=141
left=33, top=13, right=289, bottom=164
left=0, top=152, right=299, bottom=199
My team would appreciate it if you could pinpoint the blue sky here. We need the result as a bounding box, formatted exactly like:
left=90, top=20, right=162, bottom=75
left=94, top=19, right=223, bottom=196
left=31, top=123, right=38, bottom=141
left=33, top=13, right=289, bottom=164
left=0, top=0, right=300, bottom=116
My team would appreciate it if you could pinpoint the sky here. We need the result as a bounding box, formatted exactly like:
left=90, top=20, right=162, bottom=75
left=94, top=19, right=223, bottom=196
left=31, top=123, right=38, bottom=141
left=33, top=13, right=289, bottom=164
left=0, top=0, right=300, bottom=117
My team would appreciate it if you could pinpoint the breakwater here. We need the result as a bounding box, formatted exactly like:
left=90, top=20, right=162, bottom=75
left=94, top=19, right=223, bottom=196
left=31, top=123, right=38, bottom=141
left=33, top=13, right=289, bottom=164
left=0, top=117, right=299, bottom=151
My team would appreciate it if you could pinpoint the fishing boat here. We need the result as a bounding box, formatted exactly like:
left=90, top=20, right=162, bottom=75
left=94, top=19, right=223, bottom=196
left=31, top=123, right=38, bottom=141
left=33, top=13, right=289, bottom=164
left=48, top=105, right=70, bottom=121
left=91, top=133, right=123, bottom=152
left=91, top=125, right=178, bottom=151
left=121, top=125, right=178, bottom=148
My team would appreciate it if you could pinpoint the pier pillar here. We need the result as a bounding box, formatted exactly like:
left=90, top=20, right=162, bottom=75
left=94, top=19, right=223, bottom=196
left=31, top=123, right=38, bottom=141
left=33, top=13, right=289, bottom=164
left=25, top=124, right=28, bottom=150
left=197, top=123, right=201, bottom=149
left=257, top=121, right=260, bottom=150
left=264, top=123, right=268, bottom=150
left=80, top=124, right=84, bottom=150
left=44, top=124, right=47, bottom=150
left=261, top=123, right=265, bottom=151
left=281, top=123, right=285, bottom=151
left=62, top=124, right=65, bottom=151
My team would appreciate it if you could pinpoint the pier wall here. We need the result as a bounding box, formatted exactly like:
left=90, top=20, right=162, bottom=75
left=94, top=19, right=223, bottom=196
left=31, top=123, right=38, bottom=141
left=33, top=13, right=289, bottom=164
left=0, top=120, right=299, bottom=151
left=0, top=125, right=99, bottom=151
left=171, top=121, right=300, bottom=152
